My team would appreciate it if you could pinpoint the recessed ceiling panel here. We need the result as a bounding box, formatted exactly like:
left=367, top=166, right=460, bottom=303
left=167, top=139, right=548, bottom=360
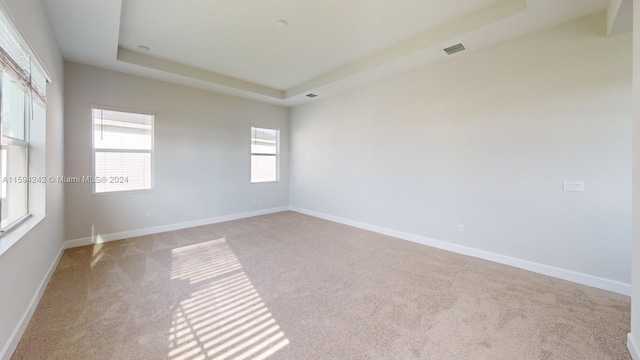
left=44, top=0, right=613, bottom=106
left=118, top=0, right=499, bottom=90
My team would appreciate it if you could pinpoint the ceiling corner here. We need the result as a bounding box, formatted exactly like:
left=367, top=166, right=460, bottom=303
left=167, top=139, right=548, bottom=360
left=606, top=0, right=632, bottom=36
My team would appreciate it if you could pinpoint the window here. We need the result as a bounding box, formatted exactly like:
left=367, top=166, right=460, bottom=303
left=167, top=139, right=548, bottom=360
left=251, top=127, right=279, bottom=183
left=1, top=72, right=29, bottom=230
left=92, top=108, right=153, bottom=193
left=0, top=6, right=48, bottom=232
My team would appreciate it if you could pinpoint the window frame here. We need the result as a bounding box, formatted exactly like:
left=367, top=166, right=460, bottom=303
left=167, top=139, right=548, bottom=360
left=0, top=80, right=31, bottom=232
left=91, top=105, right=155, bottom=195
left=0, top=3, right=50, bottom=254
left=250, top=126, right=280, bottom=184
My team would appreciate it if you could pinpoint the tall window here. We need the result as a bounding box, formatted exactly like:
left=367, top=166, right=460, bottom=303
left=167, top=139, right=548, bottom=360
left=0, top=7, right=48, bottom=232
left=92, top=108, right=153, bottom=193
left=251, top=127, right=279, bottom=183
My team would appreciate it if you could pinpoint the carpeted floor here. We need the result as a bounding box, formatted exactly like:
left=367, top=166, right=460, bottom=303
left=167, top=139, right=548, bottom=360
left=13, top=211, right=631, bottom=359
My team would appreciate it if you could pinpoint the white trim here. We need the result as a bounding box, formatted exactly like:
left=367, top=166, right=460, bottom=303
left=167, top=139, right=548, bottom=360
left=0, top=241, right=64, bottom=360
left=0, top=215, right=45, bottom=257
left=289, top=206, right=631, bottom=296
left=629, top=333, right=640, bottom=360
left=90, top=104, right=156, bottom=116
left=64, top=207, right=289, bottom=249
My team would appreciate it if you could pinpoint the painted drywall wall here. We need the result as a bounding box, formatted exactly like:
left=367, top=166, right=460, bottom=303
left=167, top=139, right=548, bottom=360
left=64, top=62, right=289, bottom=241
left=628, top=0, right=640, bottom=357
left=290, top=13, right=632, bottom=285
left=0, top=0, right=65, bottom=357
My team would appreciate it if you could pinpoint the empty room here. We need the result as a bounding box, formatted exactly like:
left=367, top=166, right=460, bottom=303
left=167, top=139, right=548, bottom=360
left=1, top=0, right=640, bottom=359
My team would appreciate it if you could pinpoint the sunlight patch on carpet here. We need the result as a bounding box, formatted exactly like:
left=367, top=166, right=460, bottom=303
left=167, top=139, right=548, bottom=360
left=168, top=238, right=289, bottom=359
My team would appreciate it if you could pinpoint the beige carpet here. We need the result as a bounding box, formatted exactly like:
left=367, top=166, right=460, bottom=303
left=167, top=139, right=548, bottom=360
left=13, top=211, right=630, bottom=359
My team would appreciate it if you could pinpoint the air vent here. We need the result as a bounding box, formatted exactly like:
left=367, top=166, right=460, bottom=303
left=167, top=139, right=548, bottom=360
left=444, top=43, right=466, bottom=55
left=306, top=93, right=318, bottom=98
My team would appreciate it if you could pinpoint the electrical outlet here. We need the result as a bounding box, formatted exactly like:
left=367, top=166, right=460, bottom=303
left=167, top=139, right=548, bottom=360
left=459, top=224, right=466, bottom=233
left=146, top=210, right=152, bottom=218
left=563, top=181, right=585, bottom=192
left=252, top=198, right=257, bottom=204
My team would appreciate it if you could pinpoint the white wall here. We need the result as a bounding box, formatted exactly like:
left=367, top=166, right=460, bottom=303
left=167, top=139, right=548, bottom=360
left=64, top=62, right=289, bottom=241
left=0, top=0, right=65, bottom=357
left=628, top=0, right=640, bottom=358
left=290, top=13, right=632, bottom=286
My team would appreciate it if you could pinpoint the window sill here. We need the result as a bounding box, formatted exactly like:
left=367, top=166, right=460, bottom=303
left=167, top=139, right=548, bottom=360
left=0, top=214, right=46, bottom=257
left=92, top=188, right=154, bottom=196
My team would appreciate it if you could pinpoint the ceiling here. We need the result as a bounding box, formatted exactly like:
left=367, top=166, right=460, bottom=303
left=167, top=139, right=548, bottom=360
left=42, top=0, right=628, bottom=107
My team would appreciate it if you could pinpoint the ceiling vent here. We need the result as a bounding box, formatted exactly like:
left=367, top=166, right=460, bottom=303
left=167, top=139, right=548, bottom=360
left=443, top=43, right=466, bottom=55
left=306, top=93, right=318, bottom=98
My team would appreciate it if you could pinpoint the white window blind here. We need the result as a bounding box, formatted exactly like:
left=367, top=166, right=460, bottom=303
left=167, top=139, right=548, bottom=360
left=0, top=5, right=48, bottom=232
left=92, top=108, right=153, bottom=193
left=0, top=8, right=47, bottom=103
left=251, top=127, right=278, bottom=183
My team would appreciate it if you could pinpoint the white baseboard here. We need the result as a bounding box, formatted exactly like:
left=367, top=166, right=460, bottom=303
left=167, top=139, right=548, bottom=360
left=62, top=204, right=631, bottom=295
left=1, top=206, right=630, bottom=360
left=64, top=206, right=290, bottom=249
left=629, top=333, right=640, bottom=360
left=289, top=206, right=631, bottom=296
left=1, top=242, right=64, bottom=360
